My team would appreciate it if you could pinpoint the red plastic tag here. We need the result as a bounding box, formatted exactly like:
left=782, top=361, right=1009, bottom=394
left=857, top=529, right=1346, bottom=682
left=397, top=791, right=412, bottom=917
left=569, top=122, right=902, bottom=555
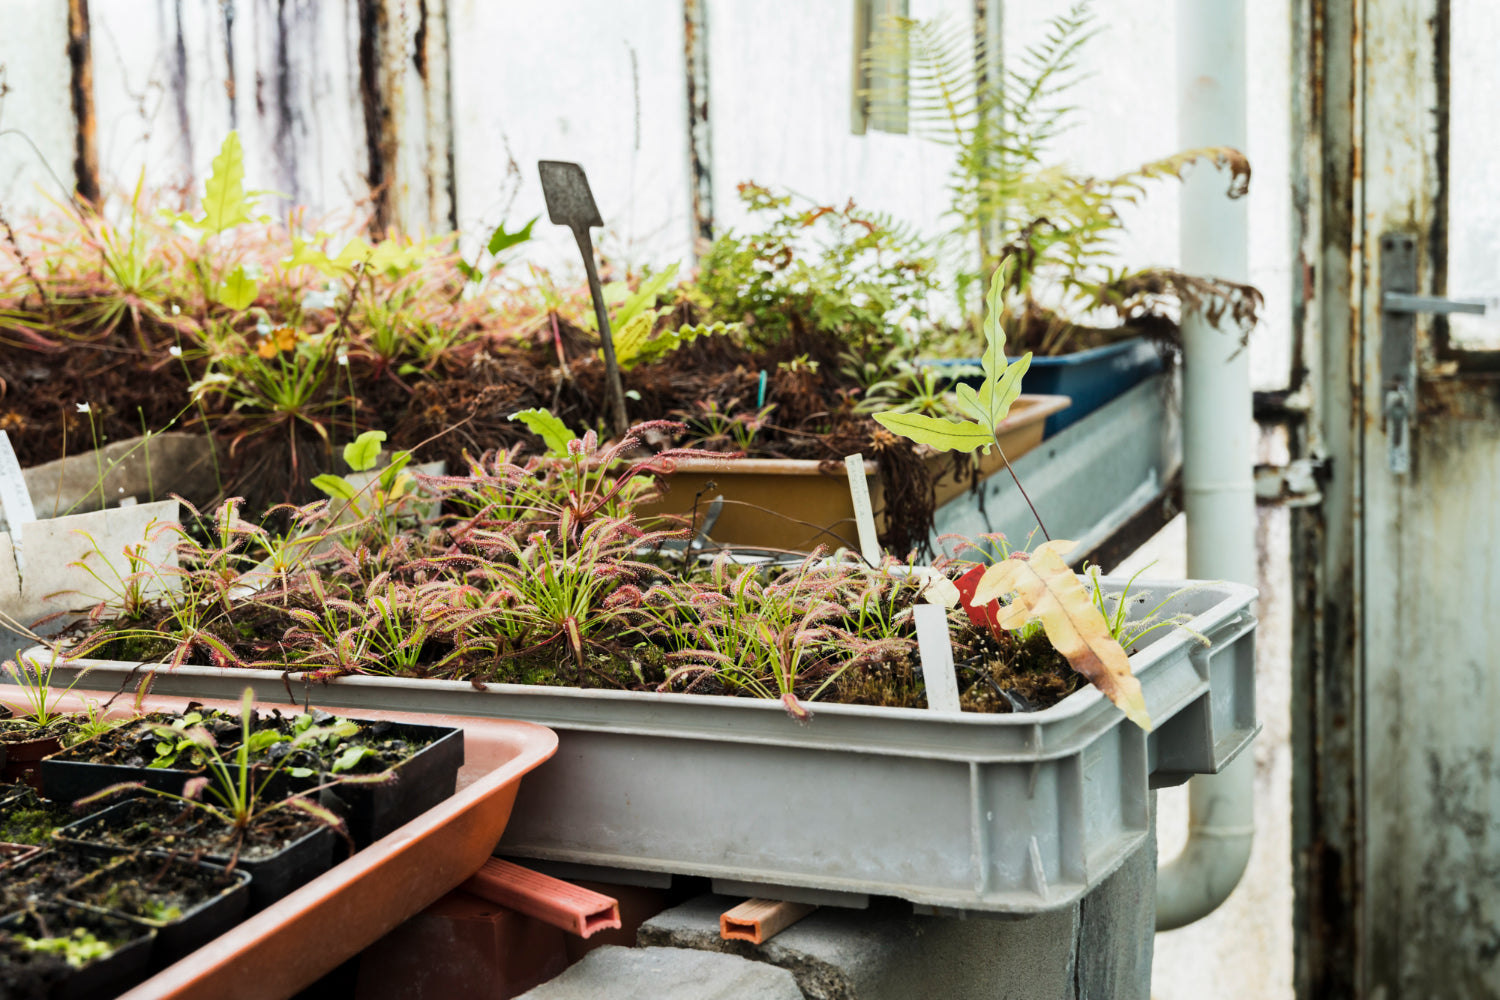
left=954, top=564, right=1003, bottom=636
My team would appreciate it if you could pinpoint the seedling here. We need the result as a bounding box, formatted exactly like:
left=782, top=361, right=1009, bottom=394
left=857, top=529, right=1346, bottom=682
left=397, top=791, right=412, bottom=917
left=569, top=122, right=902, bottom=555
left=0, top=654, right=78, bottom=733
left=78, top=689, right=374, bottom=862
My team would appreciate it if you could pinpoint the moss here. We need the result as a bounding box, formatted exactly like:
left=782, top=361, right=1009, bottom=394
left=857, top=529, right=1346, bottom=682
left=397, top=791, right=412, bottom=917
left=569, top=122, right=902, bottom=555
left=18, top=928, right=117, bottom=968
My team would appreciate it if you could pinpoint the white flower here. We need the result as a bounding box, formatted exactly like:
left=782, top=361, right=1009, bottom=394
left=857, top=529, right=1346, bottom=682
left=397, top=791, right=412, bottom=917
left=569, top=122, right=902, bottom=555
left=298, top=283, right=337, bottom=310
left=170, top=303, right=181, bottom=315
left=168, top=345, right=183, bottom=357
left=75, top=402, right=91, bottom=414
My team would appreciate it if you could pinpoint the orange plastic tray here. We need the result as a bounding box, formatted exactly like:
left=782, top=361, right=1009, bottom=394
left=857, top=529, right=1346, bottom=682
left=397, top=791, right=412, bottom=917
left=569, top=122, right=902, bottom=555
left=41, top=689, right=557, bottom=1000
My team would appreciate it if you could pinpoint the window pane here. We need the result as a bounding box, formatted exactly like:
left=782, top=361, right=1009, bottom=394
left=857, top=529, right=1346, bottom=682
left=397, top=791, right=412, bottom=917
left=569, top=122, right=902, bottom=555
left=1447, top=0, right=1500, bottom=349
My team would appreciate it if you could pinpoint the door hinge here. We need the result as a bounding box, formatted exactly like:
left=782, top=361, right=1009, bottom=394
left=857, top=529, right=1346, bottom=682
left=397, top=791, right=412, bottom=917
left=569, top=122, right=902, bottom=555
left=1255, top=456, right=1330, bottom=507
left=1379, top=232, right=1488, bottom=475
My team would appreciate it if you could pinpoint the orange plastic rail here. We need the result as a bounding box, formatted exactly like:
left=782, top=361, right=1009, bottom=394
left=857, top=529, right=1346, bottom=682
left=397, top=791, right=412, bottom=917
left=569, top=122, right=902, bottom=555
left=463, top=857, right=622, bottom=939
left=719, top=898, right=817, bottom=944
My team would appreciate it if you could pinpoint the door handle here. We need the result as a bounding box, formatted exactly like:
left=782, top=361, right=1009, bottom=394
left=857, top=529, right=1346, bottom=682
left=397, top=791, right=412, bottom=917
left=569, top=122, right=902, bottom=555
left=1381, top=292, right=1488, bottom=315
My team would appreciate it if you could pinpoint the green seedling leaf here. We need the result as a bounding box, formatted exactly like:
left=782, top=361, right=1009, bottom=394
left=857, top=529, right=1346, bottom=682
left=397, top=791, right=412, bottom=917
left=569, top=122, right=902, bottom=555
left=612, top=262, right=680, bottom=334
left=311, top=474, right=358, bottom=501
left=508, top=408, right=576, bottom=455
left=190, top=131, right=256, bottom=238
left=872, top=411, right=995, bottom=453
left=245, top=730, right=284, bottom=754
left=289, top=766, right=314, bottom=779
left=215, top=265, right=259, bottom=310
left=343, top=430, right=387, bottom=472
left=377, top=451, right=414, bottom=493
left=487, top=216, right=537, bottom=257
left=330, top=745, right=376, bottom=774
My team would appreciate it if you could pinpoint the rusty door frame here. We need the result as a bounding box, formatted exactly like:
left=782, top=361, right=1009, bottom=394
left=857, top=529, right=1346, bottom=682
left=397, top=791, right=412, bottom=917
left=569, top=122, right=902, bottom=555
left=1289, top=0, right=1365, bottom=995
left=1292, top=0, right=1500, bottom=993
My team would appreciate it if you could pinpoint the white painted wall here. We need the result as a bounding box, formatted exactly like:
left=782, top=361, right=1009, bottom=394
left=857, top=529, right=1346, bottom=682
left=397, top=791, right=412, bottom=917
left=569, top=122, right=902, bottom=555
left=449, top=0, right=693, bottom=275
left=0, top=1, right=74, bottom=218
left=87, top=0, right=366, bottom=217
left=706, top=0, right=964, bottom=252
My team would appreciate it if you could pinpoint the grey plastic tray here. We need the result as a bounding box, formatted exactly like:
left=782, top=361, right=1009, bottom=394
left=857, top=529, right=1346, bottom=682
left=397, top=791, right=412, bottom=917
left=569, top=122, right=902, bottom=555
left=21, top=577, right=1256, bottom=915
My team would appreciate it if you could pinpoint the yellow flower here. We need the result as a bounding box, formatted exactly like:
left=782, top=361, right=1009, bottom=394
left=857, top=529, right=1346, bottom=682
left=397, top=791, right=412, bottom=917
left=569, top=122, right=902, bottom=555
left=255, top=326, right=299, bottom=358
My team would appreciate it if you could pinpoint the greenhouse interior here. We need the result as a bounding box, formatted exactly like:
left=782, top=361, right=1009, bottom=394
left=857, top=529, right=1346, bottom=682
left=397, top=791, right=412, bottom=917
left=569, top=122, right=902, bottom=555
left=0, top=0, right=1492, bottom=997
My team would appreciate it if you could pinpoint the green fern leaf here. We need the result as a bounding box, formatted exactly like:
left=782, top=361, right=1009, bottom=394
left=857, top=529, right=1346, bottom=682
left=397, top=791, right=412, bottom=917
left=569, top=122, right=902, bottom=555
left=873, top=411, right=994, bottom=453
left=192, top=132, right=255, bottom=238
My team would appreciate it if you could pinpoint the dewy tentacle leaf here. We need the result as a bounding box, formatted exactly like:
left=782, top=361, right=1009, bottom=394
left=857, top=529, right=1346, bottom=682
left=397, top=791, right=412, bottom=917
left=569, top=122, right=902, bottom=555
left=971, top=539, right=1152, bottom=731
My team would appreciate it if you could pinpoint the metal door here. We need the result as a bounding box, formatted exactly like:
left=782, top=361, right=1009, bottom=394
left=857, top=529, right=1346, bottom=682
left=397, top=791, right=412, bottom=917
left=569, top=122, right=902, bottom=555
left=1294, top=0, right=1500, bottom=995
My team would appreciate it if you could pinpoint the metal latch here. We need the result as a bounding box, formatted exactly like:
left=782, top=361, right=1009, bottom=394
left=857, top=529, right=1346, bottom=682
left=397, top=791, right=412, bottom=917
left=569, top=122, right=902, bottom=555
left=1255, top=456, right=1329, bottom=507
left=1379, top=232, right=1488, bottom=474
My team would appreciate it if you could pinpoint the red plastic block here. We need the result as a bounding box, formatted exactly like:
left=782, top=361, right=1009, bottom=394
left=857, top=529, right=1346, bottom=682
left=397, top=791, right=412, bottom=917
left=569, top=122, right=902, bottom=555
left=463, top=858, right=622, bottom=939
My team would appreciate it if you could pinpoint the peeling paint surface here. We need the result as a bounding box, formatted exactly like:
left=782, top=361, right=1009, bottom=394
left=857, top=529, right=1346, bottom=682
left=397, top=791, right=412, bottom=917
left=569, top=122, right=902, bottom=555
left=448, top=0, right=691, bottom=274
left=1355, top=0, right=1500, bottom=995
left=87, top=0, right=366, bottom=215
left=1366, top=381, right=1500, bottom=997
left=0, top=2, right=74, bottom=217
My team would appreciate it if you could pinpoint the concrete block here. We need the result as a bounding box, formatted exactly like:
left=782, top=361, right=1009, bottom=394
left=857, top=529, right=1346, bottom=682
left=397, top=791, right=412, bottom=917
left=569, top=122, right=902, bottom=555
left=1076, top=804, right=1158, bottom=999
left=635, top=830, right=1157, bottom=1000
left=639, top=894, right=1080, bottom=1000
left=515, top=945, right=804, bottom=1000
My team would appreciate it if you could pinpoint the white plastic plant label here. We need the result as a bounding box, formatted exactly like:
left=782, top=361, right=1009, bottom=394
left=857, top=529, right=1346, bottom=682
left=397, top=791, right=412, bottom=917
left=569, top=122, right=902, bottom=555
left=843, top=453, right=882, bottom=566
left=914, top=603, right=962, bottom=713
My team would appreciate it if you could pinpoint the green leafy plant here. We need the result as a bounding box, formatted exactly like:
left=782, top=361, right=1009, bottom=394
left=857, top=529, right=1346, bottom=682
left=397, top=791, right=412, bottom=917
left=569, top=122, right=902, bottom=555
left=0, top=654, right=79, bottom=733
left=311, top=429, right=422, bottom=543
left=694, top=183, right=937, bottom=357
left=672, top=399, right=775, bottom=453
left=872, top=4, right=1260, bottom=346
left=457, top=216, right=537, bottom=283
left=78, top=688, right=359, bottom=859
left=857, top=362, right=975, bottom=419
left=873, top=265, right=1031, bottom=456
left=148, top=709, right=216, bottom=769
